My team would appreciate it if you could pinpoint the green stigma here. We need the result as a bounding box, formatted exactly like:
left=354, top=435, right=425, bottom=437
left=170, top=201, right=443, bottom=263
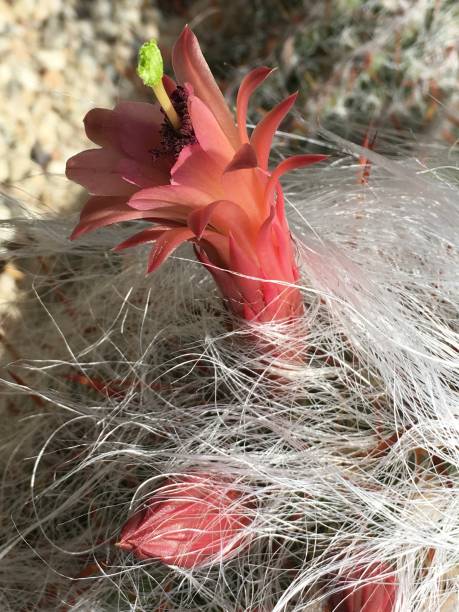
left=137, top=39, right=164, bottom=88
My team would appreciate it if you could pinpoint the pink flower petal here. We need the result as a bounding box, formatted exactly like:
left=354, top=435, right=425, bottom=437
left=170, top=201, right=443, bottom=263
left=236, top=67, right=273, bottom=142
left=171, top=144, right=225, bottom=197
left=84, top=102, right=164, bottom=162
left=172, top=26, right=239, bottom=148
left=66, top=149, right=137, bottom=196
left=121, top=199, right=185, bottom=217
left=188, top=95, right=235, bottom=165
left=261, top=289, right=303, bottom=322
left=363, top=583, right=385, bottom=611
left=265, top=154, right=328, bottom=205
left=119, top=508, right=148, bottom=542
left=220, top=166, right=268, bottom=220
left=228, top=234, right=264, bottom=311
left=259, top=275, right=280, bottom=312
left=250, top=93, right=298, bottom=170
left=195, top=246, right=234, bottom=286
left=197, top=233, right=230, bottom=269
left=170, top=141, right=194, bottom=171
left=224, top=143, right=258, bottom=173
left=274, top=183, right=288, bottom=230
left=82, top=108, right=116, bottom=149
left=187, top=199, right=252, bottom=239
left=273, top=219, right=296, bottom=280
left=243, top=303, right=257, bottom=321
left=200, top=266, right=244, bottom=320
left=147, top=227, right=195, bottom=273
left=129, top=184, right=211, bottom=211
left=141, top=206, right=191, bottom=224
left=256, top=208, right=284, bottom=281
left=329, top=563, right=397, bottom=612
left=256, top=219, right=301, bottom=322
left=113, top=227, right=172, bottom=251
left=128, top=493, right=247, bottom=568
left=70, top=196, right=155, bottom=239
left=257, top=186, right=297, bottom=281
left=118, top=158, right=170, bottom=189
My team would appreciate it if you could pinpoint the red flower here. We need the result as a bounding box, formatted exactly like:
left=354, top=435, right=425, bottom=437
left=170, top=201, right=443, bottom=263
left=116, top=474, right=251, bottom=568
left=328, top=563, right=397, bottom=612
left=67, top=27, right=326, bottom=322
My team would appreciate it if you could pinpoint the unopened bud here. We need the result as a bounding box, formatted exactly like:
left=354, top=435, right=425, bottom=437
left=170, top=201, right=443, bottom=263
left=117, top=474, right=251, bottom=569
left=328, top=563, right=397, bottom=611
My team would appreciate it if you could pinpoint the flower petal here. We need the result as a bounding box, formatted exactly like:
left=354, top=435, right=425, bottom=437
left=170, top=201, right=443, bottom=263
left=224, top=143, right=258, bottom=173
left=147, top=227, right=195, bottom=273
left=259, top=273, right=279, bottom=312
left=187, top=199, right=252, bottom=239
left=113, top=227, right=172, bottom=251
left=119, top=508, right=148, bottom=543
left=66, top=149, right=137, bottom=196
left=118, top=158, right=170, bottom=189
left=265, top=154, right=328, bottom=205
left=228, top=234, right=264, bottom=311
left=70, top=196, right=155, bottom=239
left=274, top=183, right=288, bottom=230
left=171, top=144, right=225, bottom=196
left=84, top=102, right=164, bottom=162
left=195, top=247, right=244, bottom=319
left=188, top=95, right=235, bottom=165
left=273, top=217, right=297, bottom=280
left=250, top=93, right=297, bottom=170
left=83, top=108, right=116, bottom=149
left=141, top=206, right=191, bottom=224
left=172, top=26, right=239, bottom=148
left=236, top=67, right=273, bottom=142
left=256, top=208, right=283, bottom=281
left=129, top=184, right=211, bottom=211
left=220, top=166, right=268, bottom=220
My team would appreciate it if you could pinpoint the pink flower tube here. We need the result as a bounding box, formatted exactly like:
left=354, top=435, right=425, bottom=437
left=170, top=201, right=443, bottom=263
left=67, top=26, right=326, bottom=322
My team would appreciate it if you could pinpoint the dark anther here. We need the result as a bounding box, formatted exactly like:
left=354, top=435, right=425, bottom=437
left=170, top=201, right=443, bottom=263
left=151, top=86, right=197, bottom=160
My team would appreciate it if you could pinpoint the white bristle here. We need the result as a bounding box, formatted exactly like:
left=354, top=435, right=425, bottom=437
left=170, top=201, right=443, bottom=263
left=0, top=132, right=458, bottom=611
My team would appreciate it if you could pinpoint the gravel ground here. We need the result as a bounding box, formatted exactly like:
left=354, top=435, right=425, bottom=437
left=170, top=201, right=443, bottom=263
left=0, top=0, right=165, bottom=213
left=0, top=0, right=173, bottom=350
left=1, top=0, right=457, bottom=215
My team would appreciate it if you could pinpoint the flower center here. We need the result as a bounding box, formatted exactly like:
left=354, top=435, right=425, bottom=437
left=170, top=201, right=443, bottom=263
left=152, top=86, right=197, bottom=161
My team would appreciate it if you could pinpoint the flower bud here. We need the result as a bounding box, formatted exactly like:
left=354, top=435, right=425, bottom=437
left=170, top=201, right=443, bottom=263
left=328, top=563, right=397, bottom=612
left=117, top=474, right=251, bottom=568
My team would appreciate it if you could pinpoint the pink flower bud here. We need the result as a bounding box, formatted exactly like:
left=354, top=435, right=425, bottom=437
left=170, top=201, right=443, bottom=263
left=117, top=474, right=251, bottom=568
left=328, top=563, right=397, bottom=612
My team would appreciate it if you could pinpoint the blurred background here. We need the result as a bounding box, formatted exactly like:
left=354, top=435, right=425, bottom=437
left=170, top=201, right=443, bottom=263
left=0, top=0, right=458, bottom=217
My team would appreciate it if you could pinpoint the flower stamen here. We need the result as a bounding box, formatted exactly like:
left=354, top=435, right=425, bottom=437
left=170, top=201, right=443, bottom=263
left=153, top=86, right=197, bottom=160
left=137, top=39, right=181, bottom=130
